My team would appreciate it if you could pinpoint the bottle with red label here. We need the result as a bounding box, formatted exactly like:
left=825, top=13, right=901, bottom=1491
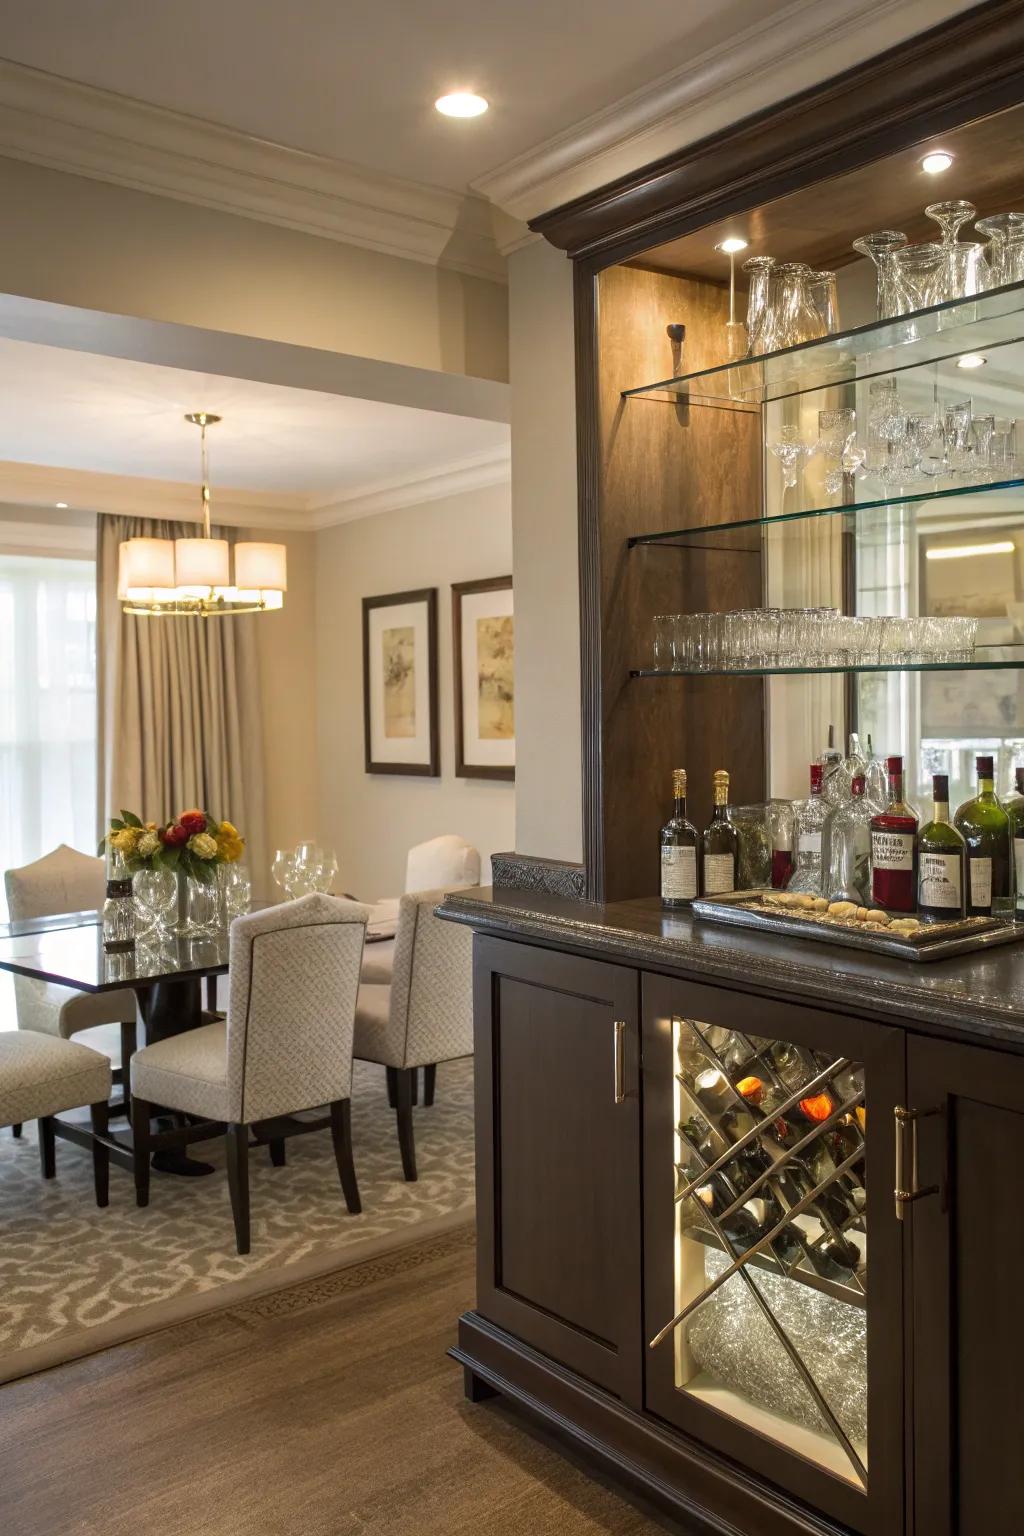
left=870, top=754, right=918, bottom=912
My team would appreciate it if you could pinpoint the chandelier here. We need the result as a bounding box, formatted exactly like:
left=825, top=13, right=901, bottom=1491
left=118, top=412, right=287, bottom=617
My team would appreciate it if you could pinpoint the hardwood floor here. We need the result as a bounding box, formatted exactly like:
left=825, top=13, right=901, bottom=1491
left=0, top=1227, right=685, bottom=1536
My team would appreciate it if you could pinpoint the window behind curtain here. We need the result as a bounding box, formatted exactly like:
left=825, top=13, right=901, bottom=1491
left=0, top=555, right=97, bottom=920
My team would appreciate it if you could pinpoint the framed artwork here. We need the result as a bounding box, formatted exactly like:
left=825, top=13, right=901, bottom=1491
left=362, top=588, right=439, bottom=776
left=452, top=575, right=515, bottom=781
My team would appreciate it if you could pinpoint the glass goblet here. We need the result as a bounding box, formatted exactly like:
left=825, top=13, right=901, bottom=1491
left=768, top=425, right=808, bottom=491
left=816, top=408, right=856, bottom=497
left=133, top=867, right=177, bottom=937
left=272, top=848, right=294, bottom=895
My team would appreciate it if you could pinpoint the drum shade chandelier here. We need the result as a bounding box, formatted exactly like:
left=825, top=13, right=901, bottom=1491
left=118, top=412, right=287, bottom=617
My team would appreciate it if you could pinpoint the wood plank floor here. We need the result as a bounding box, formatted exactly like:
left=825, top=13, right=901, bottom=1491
left=0, top=1226, right=685, bottom=1536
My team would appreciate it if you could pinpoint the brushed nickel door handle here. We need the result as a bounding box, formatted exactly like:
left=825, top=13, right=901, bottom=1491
left=894, top=1104, right=941, bottom=1220
left=613, top=1019, right=626, bottom=1104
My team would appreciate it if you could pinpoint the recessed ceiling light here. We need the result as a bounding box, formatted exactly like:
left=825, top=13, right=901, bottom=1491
left=927, top=540, right=1014, bottom=560
left=55, top=502, right=68, bottom=508
left=716, top=237, right=748, bottom=254
left=957, top=353, right=987, bottom=369
left=435, top=92, right=488, bottom=118
left=921, top=151, right=954, bottom=175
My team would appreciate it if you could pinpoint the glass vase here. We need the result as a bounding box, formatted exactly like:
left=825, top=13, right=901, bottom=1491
left=851, top=230, right=912, bottom=319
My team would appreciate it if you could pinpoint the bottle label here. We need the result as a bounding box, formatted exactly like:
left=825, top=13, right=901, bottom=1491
left=871, top=830, right=914, bottom=870
left=703, top=852, right=736, bottom=895
left=1016, top=837, right=1024, bottom=912
left=969, top=856, right=993, bottom=910
left=105, top=879, right=133, bottom=899
left=661, top=845, right=697, bottom=901
left=798, top=832, right=822, bottom=855
left=919, top=852, right=962, bottom=910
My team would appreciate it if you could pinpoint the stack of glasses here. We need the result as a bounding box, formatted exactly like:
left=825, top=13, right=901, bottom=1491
left=651, top=609, right=978, bottom=672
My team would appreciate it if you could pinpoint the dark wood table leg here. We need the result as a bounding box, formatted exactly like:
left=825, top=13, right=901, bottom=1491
left=134, top=978, right=216, bottom=1177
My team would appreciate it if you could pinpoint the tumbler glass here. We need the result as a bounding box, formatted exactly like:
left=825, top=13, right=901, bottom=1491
left=186, top=877, right=221, bottom=938
left=976, top=211, right=1024, bottom=288
left=809, top=270, right=841, bottom=334
left=743, top=256, right=776, bottom=356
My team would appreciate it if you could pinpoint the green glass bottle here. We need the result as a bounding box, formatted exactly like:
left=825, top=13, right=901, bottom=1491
left=660, top=768, right=699, bottom=909
left=954, top=755, right=1011, bottom=917
left=1006, top=766, right=1024, bottom=919
left=917, top=773, right=966, bottom=923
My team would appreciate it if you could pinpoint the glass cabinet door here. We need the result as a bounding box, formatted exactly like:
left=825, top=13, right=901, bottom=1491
left=643, top=973, right=904, bottom=1536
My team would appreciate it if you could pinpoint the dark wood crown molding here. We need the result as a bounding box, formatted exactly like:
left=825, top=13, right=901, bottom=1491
left=532, top=0, right=1024, bottom=266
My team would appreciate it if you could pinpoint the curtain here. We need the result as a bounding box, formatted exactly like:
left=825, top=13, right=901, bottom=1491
left=0, top=555, right=97, bottom=919
left=96, top=514, right=267, bottom=890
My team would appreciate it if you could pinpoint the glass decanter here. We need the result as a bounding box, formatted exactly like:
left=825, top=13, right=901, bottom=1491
left=825, top=774, right=872, bottom=905
left=851, top=230, right=912, bottom=318
left=742, top=255, right=776, bottom=356
left=788, top=763, right=829, bottom=895
left=103, top=846, right=137, bottom=953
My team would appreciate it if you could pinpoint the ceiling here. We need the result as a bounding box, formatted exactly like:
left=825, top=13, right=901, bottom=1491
left=0, top=0, right=798, bottom=196
left=0, top=337, right=509, bottom=514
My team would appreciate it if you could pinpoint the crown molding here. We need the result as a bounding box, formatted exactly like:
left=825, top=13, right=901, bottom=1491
left=308, top=447, right=511, bottom=528
left=0, top=58, right=507, bottom=284
left=0, top=513, right=95, bottom=557
left=472, top=0, right=975, bottom=222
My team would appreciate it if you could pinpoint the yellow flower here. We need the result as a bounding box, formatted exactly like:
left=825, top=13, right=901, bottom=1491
left=145, top=821, right=158, bottom=833
left=219, top=820, right=239, bottom=838
left=137, top=830, right=160, bottom=858
left=216, top=823, right=245, bottom=863
left=109, top=826, right=142, bottom=855
left=188, top=831, right=218, bottom=860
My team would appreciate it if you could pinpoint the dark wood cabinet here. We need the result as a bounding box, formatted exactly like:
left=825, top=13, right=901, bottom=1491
left=471, top=935, right=643, bottom=1403
left=906, top=1034, right=1024, bottom=1536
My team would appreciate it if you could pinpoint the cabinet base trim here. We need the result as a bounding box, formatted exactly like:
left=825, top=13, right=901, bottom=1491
left=452, top=1312, right=850, bottom=1536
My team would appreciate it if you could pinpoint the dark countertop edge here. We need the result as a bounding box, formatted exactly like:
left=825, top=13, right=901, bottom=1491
left=439, top=889, right=1024, bottom=1052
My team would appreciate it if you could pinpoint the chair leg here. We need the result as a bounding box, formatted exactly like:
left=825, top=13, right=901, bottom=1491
left=226, top=1123, right=251, bottom=1255
left=423, top=1064, right=437, bottom=1107
left=386, top=1066, right=398, bottom=1108
left=205, top=975, right=218, bottom=1013
left=38, top=1116, right=56, bottom=1178
left=268, top=1138, right=286, bottom=1167
left=131, top=1096, right=152, bottom=1207
left=12, top=1123, right=22, bottom=1139
left=119, top=1020, right=137, bottom=1118
left=90, top=1101, right=110, bottom=1208
left=329, top=1099, right=361, bottom=1214
left=395, top=1069, right=418, bottom=1182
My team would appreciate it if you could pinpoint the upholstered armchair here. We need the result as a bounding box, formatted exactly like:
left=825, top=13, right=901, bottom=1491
left=361, top=834, right=481, bottom=986
left=4, top=845, right=139, bottom=1131
left=354, top=889, right=472, bottom=1181
left=130, top=893, right=369, bottom=1254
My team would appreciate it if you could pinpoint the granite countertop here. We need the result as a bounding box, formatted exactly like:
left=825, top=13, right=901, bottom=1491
left=440, top=887, right=1024, bottom=1050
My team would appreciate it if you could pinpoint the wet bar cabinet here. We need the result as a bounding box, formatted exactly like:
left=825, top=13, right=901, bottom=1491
left=446, top=7, right=1024, bottom=1536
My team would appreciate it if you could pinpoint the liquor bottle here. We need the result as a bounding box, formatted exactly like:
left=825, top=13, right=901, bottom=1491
left=660, top=768, right=699, bottom=908
left=788, top=764, right=828, bottom=894
left=1007, top=767, right=1024, bottom=919
left=842, top=731, right=867, bottom=786
left=954, top=755, right=1011, bottom=916
left=702, top=769, right=738, bottom=895
left=864, top=734, right=889, bottom=813
left=102, top=846, right=136, bottom=953
left=819, top=725, right=845, bottom=807
left=825, top=773, right=872, bottom=903
left=870, top=754, right=918, bottom=912
left=917, top=773, right=966, bottom=923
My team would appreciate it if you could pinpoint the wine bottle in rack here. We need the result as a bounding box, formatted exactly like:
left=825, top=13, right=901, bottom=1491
left=660, top=768, right=699, bottom=908
left=1008, top=766, right=1024, bottom=918
left=917, top=773, right=966, bottom=923
left=870, top=754, right=918, bottom=912
left=954, top=755, right=1011, bottom=916
left=702, top=769, right=738, bottom=895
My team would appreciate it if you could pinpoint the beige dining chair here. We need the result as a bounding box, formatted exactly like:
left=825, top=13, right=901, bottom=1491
left=130, top=893, right=369, bottom=1254
left=361, top=835, right=481, bottom=987
left=354, top=889, right=472, bottom=1181
left=4, top=845, right=138, bottom=1133
left=0, top=1031, right=112, bottom=1204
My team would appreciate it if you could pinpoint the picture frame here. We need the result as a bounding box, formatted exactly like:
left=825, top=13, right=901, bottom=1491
left=452, top=575, right=515, bottom=781
left=362, top=587, right=439, bottom=776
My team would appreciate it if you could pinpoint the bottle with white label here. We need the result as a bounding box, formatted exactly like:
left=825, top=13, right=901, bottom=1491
left=954, top=754, right=1011, bottom=916
left=917, top=773, right=965, bottom=923
left=1006, top=766, right=1024, bottom=919
left=788, top=763, right=829, bottom=895
left=826, top=773, right=872, bottom=904
left=701, top=769, right=738, bottom=896
left=660, top=768, right=699, bottom=909
left=870, top=754, right=918, bottom=912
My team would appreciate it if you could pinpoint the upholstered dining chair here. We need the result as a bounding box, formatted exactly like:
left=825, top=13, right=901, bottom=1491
left=0, top=1032, right=112, bottom=1204
left=130, top=893, right=370, bottom=1254
left=4, top=845, right=139, bottom=1133
left=354, top=889, right=472, bottom=1182
left=361, top=835, right=481, bottom=986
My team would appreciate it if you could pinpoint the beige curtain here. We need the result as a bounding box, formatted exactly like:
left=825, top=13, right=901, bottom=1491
left=96, top=514, right=267, bottom=889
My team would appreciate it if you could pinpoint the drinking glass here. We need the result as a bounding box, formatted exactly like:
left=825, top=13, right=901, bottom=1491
left=976, top=211, right=1024, bottom=288
left=816, top=408, right=856, bottom=496
left=742, top=256, right=776, bottom=356
left=905, top=409, right=944, bottom=477
left=971, top=414, right=995, bottom=477
left=924, top=201, right=987, bottom=304
left=272, top=848, right=295, bottom=895
left=809, top=270, right=840, bottom=334
left=990, top=419, right=1018, bottom=480
left=220, top=862, right=252, bottom=919
left=865, top=377, right=907, bottom=483
left=186, top=877, right=221, bottom=938
left=771, top=262, right=826, bottom=347
left=942, top=399, right=974, bottom=474
left=133, top=867, right=177, bottom=936
left=313, top=850, right=339, bottom=893
left=768, top=424, right=808, bottom=489
left=653, top=614, right=675, bottom=669
left=894, top=241, right=945, bottom=310
left=852, top=230, right=911, bottom=318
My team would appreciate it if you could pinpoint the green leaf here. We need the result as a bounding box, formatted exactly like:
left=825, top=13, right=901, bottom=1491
left=96, top=838, right=107, bottom=857
left=162, top=846, right=181, bottom=869
left=121, top=810, right=144, bottom=828
left=109, top=818, right=125, bottom=832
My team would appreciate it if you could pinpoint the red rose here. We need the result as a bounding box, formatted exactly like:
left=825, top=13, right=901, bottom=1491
left=178, top=810, right=207, bottom=836
left=163, top=823, right=189, bottom=847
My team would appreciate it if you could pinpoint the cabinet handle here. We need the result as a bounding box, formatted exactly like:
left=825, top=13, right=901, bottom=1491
left=894, top=1105, right=941, bottom=1220
left=613, top=1019, right=626, bottom=1104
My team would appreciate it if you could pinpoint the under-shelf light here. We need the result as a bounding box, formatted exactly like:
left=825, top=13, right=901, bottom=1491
left=926, top=540, right=1015, bottom=560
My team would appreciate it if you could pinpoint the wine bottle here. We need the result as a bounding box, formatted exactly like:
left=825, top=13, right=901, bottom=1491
left=1008, top=766, right=1024, bottom=919
left=917, top=773, right=966, bottom=923
left=660, top=768, right=699, bottom=908
left=702, top=769, right=738, bottom=895
left=870, top=754, right=918, bottom=912
left=954, top=755, right=1011, bottom=916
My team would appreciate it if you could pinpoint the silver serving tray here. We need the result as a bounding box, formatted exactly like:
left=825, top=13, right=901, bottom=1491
left=691, top=890, right=1024, bottom=963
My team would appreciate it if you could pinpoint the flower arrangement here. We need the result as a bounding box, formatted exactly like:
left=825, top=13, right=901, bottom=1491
left=101, top=809, right=245, bottom=884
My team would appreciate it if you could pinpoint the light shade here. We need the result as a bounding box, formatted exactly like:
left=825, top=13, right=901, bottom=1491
left=174, top=537, right=230, bottom=588
left=120, top=537, right=175, bottom=592
left=235, top=541, right=287, bottom=592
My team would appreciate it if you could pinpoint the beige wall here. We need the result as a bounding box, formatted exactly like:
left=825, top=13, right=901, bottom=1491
left=0, top=156, right=508, bottom=382
left=314, top=482, right=515, bottom=899
left=507, top=239, right=582, bottom=863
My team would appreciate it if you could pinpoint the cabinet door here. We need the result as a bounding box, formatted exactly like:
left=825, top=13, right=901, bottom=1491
left=473, top=935, right=642, bottom=1404
left=643, top=973, right=905, bottom=1536
left=907, top=1034, right=1024, bottom=1536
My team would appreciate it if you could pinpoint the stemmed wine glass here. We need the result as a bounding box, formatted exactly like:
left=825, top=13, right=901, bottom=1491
left=815, top=408, right=856, bottom=497
left=272, top=848, right=295, bottom=896
left=768, top=425, right=809, bottom=490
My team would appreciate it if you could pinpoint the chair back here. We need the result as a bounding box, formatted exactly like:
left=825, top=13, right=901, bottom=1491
left=389, top=889, right=473, bottom=1069
left=5, top=844, right=106, bottom=922
left=225, top=893, right=369, bottom=1123
left=404, top=835, right=480, bottom=894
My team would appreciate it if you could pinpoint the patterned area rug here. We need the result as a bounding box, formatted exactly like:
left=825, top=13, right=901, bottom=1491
left=0, top=1057, right=475, bottom=1383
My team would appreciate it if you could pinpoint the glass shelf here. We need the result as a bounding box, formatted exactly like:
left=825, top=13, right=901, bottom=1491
left=631, top=645, right=1024, bottom=678
left=621, top=280, right=1024, bottom=407
left=628, top=475, right=1024, bottom=549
